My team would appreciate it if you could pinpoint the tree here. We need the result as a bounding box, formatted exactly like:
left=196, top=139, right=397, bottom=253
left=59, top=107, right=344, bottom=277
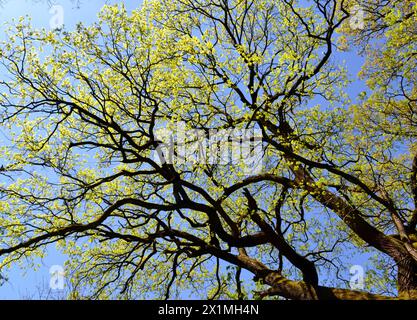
left=0, top=0, right=415, bottom=300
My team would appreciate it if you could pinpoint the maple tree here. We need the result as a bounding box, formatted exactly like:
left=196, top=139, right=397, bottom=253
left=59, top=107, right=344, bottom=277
left=0, top=0, right=416, bottom=299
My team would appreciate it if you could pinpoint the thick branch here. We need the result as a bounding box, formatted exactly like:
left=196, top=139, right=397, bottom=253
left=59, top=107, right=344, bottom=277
left=262, top=271, right=393, bottom=300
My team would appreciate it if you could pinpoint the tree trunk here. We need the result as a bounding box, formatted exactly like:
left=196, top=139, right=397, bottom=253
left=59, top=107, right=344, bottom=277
left=397, top=256, right=417, bottom=299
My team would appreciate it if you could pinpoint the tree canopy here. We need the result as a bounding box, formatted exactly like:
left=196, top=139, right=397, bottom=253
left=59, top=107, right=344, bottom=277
left=0, top=0, right=416, bottom=300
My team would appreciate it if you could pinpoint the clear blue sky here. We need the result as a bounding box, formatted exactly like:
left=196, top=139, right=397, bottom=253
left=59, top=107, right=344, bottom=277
left=0, top=0, right=373, bottom=299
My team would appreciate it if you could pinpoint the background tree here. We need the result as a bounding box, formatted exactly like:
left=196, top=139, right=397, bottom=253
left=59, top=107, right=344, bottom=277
left=0, top=0, right=415, bottom=300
